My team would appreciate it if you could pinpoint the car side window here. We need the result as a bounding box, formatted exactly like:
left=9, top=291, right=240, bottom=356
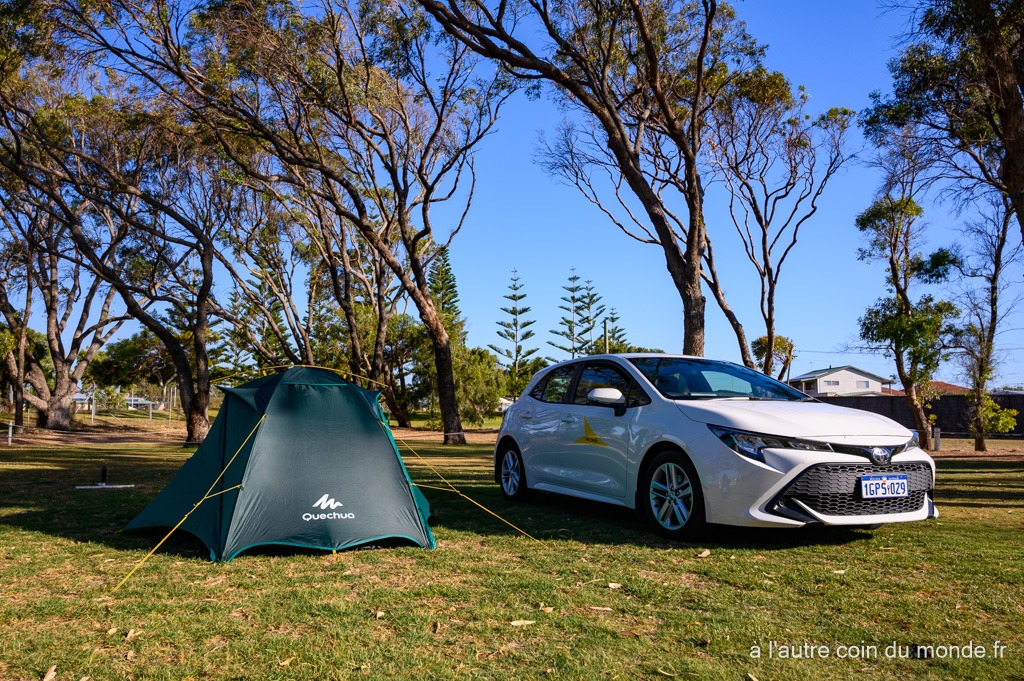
left=531, top=364, right=576, bottom=404
left=573, top=363, right=649, bottom=408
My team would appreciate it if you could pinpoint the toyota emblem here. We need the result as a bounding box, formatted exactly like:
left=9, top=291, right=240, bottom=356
left=869, top=447, right=892, bottom=465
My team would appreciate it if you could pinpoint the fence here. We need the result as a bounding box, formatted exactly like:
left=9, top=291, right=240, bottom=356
left=817, top=394, right=1024, bottom=438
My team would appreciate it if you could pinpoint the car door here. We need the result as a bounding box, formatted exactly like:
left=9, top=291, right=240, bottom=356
left=517, top=363, right=579, bottom=487
left=552, top=361, right=648, bottom=500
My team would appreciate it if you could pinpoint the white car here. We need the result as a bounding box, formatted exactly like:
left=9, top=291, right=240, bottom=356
left=495, top=354, right=937, bottom=539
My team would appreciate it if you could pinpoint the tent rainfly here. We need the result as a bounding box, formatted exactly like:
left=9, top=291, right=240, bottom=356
left=127, top=367, right=435, bottom=561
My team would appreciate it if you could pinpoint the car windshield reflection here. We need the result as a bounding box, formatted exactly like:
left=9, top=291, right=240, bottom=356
left=628, top=357, right=808, bottom=402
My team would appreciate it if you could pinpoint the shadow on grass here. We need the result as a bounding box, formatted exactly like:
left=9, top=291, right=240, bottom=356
left=422, top=485, right=879, bottom=551
left=4, top=445, right=1019, bottom=559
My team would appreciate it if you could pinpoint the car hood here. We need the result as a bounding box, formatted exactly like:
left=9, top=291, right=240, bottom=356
left=676, top=399, right=912, bottom=439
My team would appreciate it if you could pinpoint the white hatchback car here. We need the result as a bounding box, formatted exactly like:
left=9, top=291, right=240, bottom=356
left=495, top=354, right=938, bottom=539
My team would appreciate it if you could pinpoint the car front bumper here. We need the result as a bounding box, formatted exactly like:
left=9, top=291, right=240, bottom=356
left=697, top=441, right=938, bottom=528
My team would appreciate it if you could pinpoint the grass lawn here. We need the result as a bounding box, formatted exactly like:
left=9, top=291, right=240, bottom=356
left=0, top=433, right=1022, bottom=680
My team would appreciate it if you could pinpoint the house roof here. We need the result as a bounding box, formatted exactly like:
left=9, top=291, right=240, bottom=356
left=883, top=381, right=971, bottom=396
left=788, top=366, right=892, bottom=384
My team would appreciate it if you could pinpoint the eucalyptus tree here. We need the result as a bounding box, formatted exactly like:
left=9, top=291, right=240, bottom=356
left=868, top=0, right=1024, bottom=242
left=425, top=0, right=767, bottom=356
left=0, top=173, right=129, bottom=430
left=855, top=130, right=958, bottom=450
left=949, top=194, right=1021, bottom=451
left=57, top=0, right=514, bottom=443
left=0, top=63, right=230, bottom=442
left=707, top=71, right=853, bottom=373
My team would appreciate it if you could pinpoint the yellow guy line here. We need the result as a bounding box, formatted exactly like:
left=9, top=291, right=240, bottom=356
left=113, top=414, right=267, bottom=592
left=396, top=436, right=540, bottom=543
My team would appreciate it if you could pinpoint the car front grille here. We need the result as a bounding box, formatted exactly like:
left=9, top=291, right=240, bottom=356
left=773, top=462, right=933, bottom=518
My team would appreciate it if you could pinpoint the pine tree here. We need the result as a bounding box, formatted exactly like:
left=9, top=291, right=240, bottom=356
left=590, top=308, right=629, bottom=354
left=579, top=278, right=606, bottom=349
left=428, top=248, right=465, bottom=344
left=548, top=268, right=588, bottom=358
left=488, top=270, right=539, bottom=397
left=429, top=248, right=461, bottom=317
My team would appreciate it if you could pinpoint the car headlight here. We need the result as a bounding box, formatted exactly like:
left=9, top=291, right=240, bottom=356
left=906, top=431, right=920, bottom=450
left=708, top=425, right=833, bottom=463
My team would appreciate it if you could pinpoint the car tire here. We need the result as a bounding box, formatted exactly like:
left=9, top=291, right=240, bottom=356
left=498, top=443, right=530, bottom=501
left=641, top=449, right=705, bottom=540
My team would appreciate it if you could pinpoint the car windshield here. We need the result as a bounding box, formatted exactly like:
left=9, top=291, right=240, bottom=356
left=628, top=357, right=810, bottom=401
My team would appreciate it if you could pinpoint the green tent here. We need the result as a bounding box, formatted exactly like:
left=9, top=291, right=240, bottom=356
left=127, top=367, right=435, bottom=561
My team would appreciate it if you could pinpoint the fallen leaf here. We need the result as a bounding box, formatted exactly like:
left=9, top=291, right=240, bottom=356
left=125, top=629, right=139, bottom=641
left=375, top=611, right=385, bottom=620
left=588, top=606, right=612, bottom=612
left=656, top=669, right=675, bottom=677
left=43, top=667, right=57, bottom=681
left=540, top=606, right=554, bottom=613
left=608, top=582, right=622, bottom=589
left=697, top=549, right=711, bottom=558
left=106, top=628, right=118, bottom=636
left=833, top=570, right=846, bottom=575
left=278, top=657, right=296, bottom=667
left=747, top=674, right=759, bottom=681
left=510, top=620, right=535, bottom=627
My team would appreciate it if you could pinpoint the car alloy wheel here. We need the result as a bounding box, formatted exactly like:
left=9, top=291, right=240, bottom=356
left=499, top=444, right=529, bottom=501
left=642, top=450, right=705, bottom=539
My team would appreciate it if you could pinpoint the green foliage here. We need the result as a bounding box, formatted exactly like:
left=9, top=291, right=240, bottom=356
left=858, top=295, right=959, bottom=386
left=0, top=327, right=14, bottom=360
left=972, top=394, right=1018, bottom=436
left=453, top=347, right=505, bottom=426
left=225, top=280, right=295, bottom=374
left=855, top=196, right=924, bottom=270
left=86, top=331, right=176, bottom=391
left=750, top=335, right=795, bottom=378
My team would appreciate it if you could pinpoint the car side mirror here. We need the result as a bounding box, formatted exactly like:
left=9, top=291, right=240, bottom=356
left=588, top=387, right=627, bottom=416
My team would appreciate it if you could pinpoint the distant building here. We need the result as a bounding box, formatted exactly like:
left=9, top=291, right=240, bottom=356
left=788, top=366, right=891, bottom=397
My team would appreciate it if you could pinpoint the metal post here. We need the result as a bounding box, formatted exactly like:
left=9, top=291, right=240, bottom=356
left=91, top=396, right=95, bottom=425
left=7, top=421, right=11, bottom=446
left=932, top=426, right=941, bottom=452
left=148, top=402, right=153, bottom=420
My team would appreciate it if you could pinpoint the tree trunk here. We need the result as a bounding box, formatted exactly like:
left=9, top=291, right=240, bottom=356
left=43, top=366, right=77, bottom=431
left=903, top=385, right=933, bottom=451
left=416, top=309, right=464, bottom=444
left=431, top=333, right=464, bottom=445
left=382, top=383, right=411, bottom=428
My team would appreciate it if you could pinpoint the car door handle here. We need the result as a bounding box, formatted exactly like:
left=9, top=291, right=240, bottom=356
left=560, top=415, right=578, bottom=424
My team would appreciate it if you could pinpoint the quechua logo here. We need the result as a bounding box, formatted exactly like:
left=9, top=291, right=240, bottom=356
left=303, top=493, right=355, bottom=521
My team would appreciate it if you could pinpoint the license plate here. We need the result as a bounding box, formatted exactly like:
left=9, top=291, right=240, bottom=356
left=860, top=474, right=909, bottom=499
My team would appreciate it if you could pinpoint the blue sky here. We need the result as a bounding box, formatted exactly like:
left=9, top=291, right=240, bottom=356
left=447, top=1, right=1024, bottom=389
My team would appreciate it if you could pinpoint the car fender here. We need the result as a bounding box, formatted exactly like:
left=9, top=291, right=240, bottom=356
left=631, top=432, right=712, bottom=516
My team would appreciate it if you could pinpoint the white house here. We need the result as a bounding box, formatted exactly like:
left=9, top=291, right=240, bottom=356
left=787, top=366, right=891, bottom=397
